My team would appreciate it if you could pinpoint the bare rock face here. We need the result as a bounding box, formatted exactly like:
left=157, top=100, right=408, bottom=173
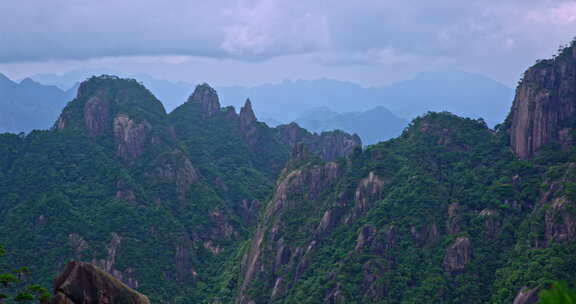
left=512, top=286, right=540, bottom=304
left=443, top=236, right=472, bottom=273
left=189, top=83, right=221, bottom=118
left=353, top=172, right=385, bottom=216
left=113, top=115, right=151, bottom=160
left=89, top=233, right=140, bottom=289
left=510, top=45, right=576, bottom=159
left=545, top=197, right=576, bottom=243
left=50, top=261, right=150, bottom=304
left=240, top=99, right=257, bottom=132
left=84, top=97, right=111, bottom=136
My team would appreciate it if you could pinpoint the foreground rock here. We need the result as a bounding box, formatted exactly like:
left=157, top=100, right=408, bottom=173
left=50, top=261, right=150, bottom=304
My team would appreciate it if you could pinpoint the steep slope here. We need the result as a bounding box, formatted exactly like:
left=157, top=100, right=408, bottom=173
left=238, top=112, right=527, bottom=303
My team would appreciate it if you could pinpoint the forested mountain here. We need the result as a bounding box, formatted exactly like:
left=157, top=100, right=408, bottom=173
left=1, top=41, right=576, bottom=304
left=0, top=76, right=360, bottom=303
left=234, top=42, right=576, bottom=304
left=0, top=74, right=76, bottom=133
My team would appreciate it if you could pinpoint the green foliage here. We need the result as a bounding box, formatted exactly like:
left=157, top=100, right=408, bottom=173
left=0, top=245, right=50, bottom=303
left=1, top=74, right=576, bottom=304
left=538, top=281, right=576, bottom=304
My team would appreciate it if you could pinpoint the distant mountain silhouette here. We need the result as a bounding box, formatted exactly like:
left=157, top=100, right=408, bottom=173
left=0, top=74, right=76, bottom=133
left=371, top=71, right=514, bottom=127
left=216, top=71, right=513, bottom=127
left=295, top=106, right=408, bottom=145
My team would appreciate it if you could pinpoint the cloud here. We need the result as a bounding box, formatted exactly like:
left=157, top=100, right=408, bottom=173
left=0, top=0, right=574, bottom=80
left=220, top=0, right=330, bottom=58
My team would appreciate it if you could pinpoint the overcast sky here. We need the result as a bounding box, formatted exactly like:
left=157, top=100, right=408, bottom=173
left=1, top=0, right=575, bottom=86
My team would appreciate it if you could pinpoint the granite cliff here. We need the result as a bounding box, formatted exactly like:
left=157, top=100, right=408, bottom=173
left=509, top=40, right=576, bottom=159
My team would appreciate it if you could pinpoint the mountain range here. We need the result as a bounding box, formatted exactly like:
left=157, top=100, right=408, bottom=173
left=11, top=69, right=512, bottom=146
left=0, top=75, right=76, bottom=133
left=0, top=41, right=575, bottom=304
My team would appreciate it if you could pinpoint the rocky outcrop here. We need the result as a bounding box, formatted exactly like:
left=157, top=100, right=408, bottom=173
left=50, top=261, right=150, bottom=304
left=239, top=99, right=257, bottom=132
left=56, top=75, right=172, bottom=163
left=512, top=286, right=540, bottom=304
left=544, top=197, right=576, bottom=243
left=509, top=44, right=576, bottom=159
left=113, top=115, right=151, bottom=160
left=355, top=225, right=377, bottom=252
left=443, top=236, right=472, bottom=273
left=85, top=233, right=140, bottom=289
left=276, top=122, right=362, bottom=161
left=154, top=150, right=199, bottom=196
left=351, top=172, right=385, bottom=218
left=189, top=83, right=221, bottom=118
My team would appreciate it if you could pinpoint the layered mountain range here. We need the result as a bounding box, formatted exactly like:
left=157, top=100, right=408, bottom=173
left=1, top=41, right=575, bottom=304
left=0, top=75, right=76, bottom=133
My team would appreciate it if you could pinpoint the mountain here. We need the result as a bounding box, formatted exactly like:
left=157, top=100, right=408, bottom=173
left=0, top=74, right=76, bottom=133
left=371, top=70, right=514, bottom=127
left=217, top=71, right=513, bottom=128
left=0, top=75, right=360, bottom=303
left=295, top=106, right=408, bottom=145
left=1, top=41, right=575, bottom=304
left=29, top=70, right=512, bottom=131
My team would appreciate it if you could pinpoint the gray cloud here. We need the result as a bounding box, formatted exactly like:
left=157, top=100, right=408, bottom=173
left=0, top=0, right=575, bottom=86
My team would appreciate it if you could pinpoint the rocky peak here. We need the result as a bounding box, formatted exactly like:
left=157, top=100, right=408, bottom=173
left=239, top=98, right=257, bottom=131
left=50, top=261, right=150, bottom=304
left=57, top=75, right=166, bottom=135
left=443, top=236, right=472, bottom=273
left=56, top=75, right=174, bottom=161
left=188, top=83, right=221, bottom=118
left=509, top=42, right=576, bottom=159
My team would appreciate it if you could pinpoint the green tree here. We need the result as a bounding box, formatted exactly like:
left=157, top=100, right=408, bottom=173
left=0, top=245, right=50, bottom=303
left=538, top=281, right=576, bottom=304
